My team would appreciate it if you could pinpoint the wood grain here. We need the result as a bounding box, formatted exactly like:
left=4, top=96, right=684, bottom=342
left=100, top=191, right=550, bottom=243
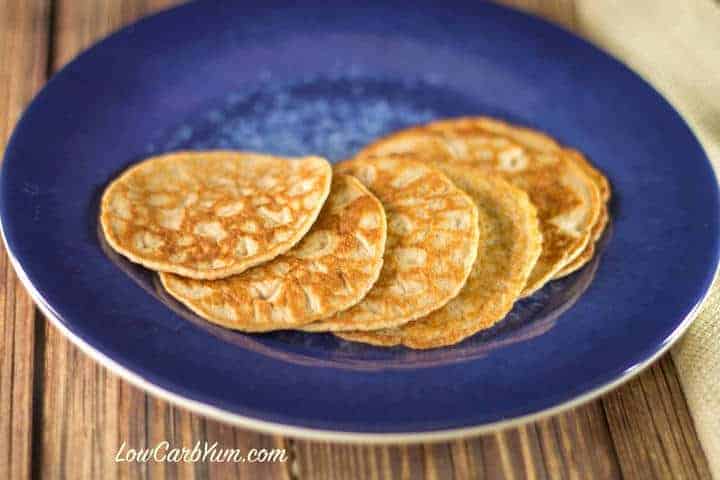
left=292, top=402, right=621, bottom=479
left=0, top=2, right=50, bottom=480
left=496, top=0, right=578, bottom=26
left=35, top=1, right=290, bottom=479
left=604, top=356, right=712, bottom=479
left=0, top=0, right=713, bottom=479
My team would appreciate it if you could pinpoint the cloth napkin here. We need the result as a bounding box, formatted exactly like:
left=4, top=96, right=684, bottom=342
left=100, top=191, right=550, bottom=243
left=575, top=0, right=720, bottom=474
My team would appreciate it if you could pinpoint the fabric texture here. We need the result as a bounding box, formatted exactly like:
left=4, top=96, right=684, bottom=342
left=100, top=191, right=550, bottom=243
left=575, top=0, right=720, bottom=474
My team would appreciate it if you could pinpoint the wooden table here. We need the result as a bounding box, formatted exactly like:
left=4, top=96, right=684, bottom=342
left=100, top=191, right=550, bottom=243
left=0, top=1, right=713, bottom=478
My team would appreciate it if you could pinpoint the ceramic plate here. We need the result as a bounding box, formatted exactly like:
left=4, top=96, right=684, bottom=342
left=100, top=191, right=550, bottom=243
left=2, top=1, right=718, bottom=441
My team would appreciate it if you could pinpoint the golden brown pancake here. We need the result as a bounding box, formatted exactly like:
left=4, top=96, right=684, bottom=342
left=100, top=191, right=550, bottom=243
left=356, top=117, right=605, bottom=295
left=553, top=206, right=608, bottom=278
left=100, top=151, right=331, bottom=280
left=565, top=149, right=611, bottom=203
left=551, top=149, right=611, bottom=278
left=337, top=164, right=542, bottom=349
left=159, top=174, right=387, bottom=332
left=437, top=123, right=611, bottom=279
left=303, top=155, right=480, bottom=332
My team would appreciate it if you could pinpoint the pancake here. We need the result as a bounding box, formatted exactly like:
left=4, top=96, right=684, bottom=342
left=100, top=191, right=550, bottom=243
left=566, top=149, right=611, bottom=203
left=159, top=174, right=387, bottom=332
left=551, top=149, right=611, bottom=278
left=302, top=155, right=480, bottom=332
left=553, top=205, right=608, bottom=278
left=356, top=117, right=604, bottom=296
left=100, top=151, right=332, bottom=280
left=337, top=164, right=542, bottom=349
left=433, top=122, right=611, bottom=279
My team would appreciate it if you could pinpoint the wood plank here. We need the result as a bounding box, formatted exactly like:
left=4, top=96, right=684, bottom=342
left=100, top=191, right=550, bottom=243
left=294, top=443, right=427, bottom=480
left=490, top=2, right=713, bottom=478
left=35, top=1, right=287, bottom=479
left=37, top=3, right=175, bottom=478
left=291, top=3, right=616, bottom=478
left=293, top=362, right=709, bottom=480
left=22, top=1, right=713, bottom=480
left=603, top=355, right=712, bottom=479
left=0, top=2, right=50, bottom=480
left=293, top=402, right=621, bottom=480
left=494, top=0, right=578, bottom=27
left=530, top=403, right=621, bottom=479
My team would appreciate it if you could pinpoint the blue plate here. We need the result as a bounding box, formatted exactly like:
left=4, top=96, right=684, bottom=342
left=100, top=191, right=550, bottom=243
left=2, top=0, right=718, bottom=441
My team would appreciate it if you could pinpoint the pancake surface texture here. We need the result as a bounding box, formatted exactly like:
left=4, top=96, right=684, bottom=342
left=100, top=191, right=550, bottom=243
left=101, top=151, right=332, bottom=279
left=159, top=174, right=387, bottom=332
left=337, top=164, right=542, bottom=349
left=356, top=117, right=605, bottom=295
left=554, top=206, right=608, bottom=278
left=303, top=155, right=480, bottom=332
left=550, top=148, right=610, bottom=278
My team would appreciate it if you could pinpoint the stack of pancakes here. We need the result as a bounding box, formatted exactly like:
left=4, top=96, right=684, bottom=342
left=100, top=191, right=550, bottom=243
left=101, top=117, right=609, bottom=349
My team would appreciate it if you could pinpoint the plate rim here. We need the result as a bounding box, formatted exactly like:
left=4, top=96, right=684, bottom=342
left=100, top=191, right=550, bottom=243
left=3, top=218, right=716, bottom=442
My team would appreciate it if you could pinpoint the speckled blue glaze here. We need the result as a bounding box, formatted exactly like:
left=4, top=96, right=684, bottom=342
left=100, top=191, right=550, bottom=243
left=2, top=0, right=718, bottom=434
left=155, top=76, right=439, bottom=161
